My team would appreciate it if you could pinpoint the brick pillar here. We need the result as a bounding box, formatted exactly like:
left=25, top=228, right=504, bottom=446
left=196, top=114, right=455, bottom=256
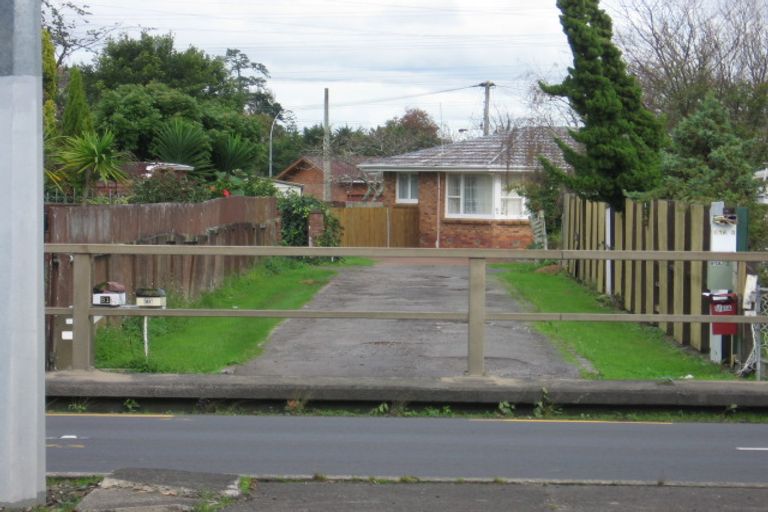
left=308, top=210, right=325, bottom=246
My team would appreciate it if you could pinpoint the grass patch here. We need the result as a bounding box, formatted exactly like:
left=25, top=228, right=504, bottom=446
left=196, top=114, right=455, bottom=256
left=494, top=262, right=734, bottom=381
left=95, top=257, right=370, bottom=374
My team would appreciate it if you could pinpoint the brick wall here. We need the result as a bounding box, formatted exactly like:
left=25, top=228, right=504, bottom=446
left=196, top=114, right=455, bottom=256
left=284, top=164, right=370, bottom=204
left=381, top=172, right=533, bottom=249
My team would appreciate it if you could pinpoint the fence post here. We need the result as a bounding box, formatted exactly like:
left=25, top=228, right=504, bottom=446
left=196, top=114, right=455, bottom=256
left=467, top=257, right=486, bottom=376
left=72, top=254, right=93, bottom=370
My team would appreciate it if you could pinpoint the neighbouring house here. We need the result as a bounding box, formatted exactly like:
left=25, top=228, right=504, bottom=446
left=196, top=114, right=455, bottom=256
left=358, top=128, right=570, bottom=249
left=274, top=155, right=381, bottom=205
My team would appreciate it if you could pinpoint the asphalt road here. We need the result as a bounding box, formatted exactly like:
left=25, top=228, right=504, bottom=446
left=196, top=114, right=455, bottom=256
left=47, top=414, right=768, bottom=485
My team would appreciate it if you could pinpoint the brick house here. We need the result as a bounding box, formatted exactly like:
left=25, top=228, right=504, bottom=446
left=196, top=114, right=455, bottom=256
left=275, top=155, right=379, bottom=205
left=358, top=129, right=568, bottom=249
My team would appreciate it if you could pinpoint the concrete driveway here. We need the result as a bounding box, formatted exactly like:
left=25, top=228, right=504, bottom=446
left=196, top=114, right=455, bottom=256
left=233, top=258, right=582, bottom=379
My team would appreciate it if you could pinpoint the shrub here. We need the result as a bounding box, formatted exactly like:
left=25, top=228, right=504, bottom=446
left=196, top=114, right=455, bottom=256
left=130, top=169, right=211, bottom=203
left=278, top=194, right=341, bottom=247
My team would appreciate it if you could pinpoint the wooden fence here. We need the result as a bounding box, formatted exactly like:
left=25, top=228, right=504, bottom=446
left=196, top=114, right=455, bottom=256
left=561, top=194, right=751, bottom=352
left=44, top=197, right=280, bottom=368
left=332, top=206, right=419, bottom=247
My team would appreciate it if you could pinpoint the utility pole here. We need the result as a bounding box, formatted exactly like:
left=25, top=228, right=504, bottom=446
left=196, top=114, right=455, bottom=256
left=322, top=88, right=331, bottom=202
left=479, top=80, right=495, bottom=136
left=0, top=0, right=47, bottom=506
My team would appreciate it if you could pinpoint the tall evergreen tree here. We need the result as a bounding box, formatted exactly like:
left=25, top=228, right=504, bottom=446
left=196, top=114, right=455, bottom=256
left=539, top=0, right=665, bottom=211
left=61, top=67, right=93, bottom=137
left=42, top=30, right=58, bottom=136
left=661, top=94, right=758, bottom=205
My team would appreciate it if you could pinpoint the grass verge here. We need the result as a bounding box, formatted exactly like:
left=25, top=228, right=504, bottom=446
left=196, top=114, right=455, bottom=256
left=95, top=257, right=372, bottom=374
left=494, top=262, right=735, bottom=381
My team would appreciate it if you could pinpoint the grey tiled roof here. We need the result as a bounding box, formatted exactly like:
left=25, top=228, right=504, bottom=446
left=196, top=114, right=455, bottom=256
left=359, top=127, right=571, bottom=171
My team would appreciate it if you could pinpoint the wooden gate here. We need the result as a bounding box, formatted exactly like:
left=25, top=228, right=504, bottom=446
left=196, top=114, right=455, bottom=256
left=332, top=207, right=419, bottom=247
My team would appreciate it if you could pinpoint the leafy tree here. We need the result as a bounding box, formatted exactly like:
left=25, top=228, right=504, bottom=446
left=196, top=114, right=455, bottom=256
left=56, top=131, right=129, bottom=203
left=658, top=95, right=759, bottom=205
left=87, top=32, right=230, bottom=100
left=41, top=0, right=119, bottom=66
left=151, top=118, right=212, bottom=174
left=539, top=0, right=666, bottom=212
left=95, top=83, right=202, bottom=159
left=61, top=67, right=93, bottom=137
left=615, top=0, right=768, bottom=160
left=42, top=30, right=59, bottom=137
left=367, top=108, right=442, bottom=156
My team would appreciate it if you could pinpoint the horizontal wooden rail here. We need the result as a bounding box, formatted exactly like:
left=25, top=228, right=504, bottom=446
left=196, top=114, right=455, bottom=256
left=45, top=307, right=768, bottom=325
left=45, top=244, right=768, bottom=373
left=44, top=243, right=768, bottom=262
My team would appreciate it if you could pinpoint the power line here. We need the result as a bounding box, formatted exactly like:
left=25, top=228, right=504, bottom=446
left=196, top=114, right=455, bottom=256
left=291, top=85, right=477, bottom=111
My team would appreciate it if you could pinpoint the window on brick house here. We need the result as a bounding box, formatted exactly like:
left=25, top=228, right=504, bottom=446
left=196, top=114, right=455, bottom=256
left=396, top=173, right=419, bottom=203
left=445, top=173, right=527, bottom=220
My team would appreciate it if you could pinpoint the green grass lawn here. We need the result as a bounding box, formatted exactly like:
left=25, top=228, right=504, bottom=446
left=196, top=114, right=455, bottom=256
left=95, top=257, right=372, bottom=373
left=494, top=263, right=736, bottom=381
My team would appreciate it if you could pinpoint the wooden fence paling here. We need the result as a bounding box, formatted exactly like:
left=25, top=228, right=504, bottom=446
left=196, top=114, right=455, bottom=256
left=633, top=201, right=643, bottom=314
left=615, top=211, right=624, bottom=304
left=623, top=200, right=634, bottom=311
left=645, top=201, right=656, bottom=317
left=673, top=204, right=687, bottom=344
left=586, top=200, right=594, bottom=285
left=596, top=202, right=606, bottom=294
left=332, top=207, right=419, bottom=248
left=689, top=204, right=705, bottom=350
left=657, top=201, right=670, bottom=334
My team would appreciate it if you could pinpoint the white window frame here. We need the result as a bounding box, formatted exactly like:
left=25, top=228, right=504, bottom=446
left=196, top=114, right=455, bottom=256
left=396, top=173, right=419, bottom=204
left=444, top=173, right=528, bottom=220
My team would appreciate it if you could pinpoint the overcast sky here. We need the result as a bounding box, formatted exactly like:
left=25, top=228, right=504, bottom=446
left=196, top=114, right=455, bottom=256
left=73, top=0, right=622, bottom=136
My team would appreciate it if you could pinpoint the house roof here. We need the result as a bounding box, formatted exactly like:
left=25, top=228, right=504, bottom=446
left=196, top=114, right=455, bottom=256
left=358, top=128, right=571, bottom=172
left=276, top=155, right=375, bottom=183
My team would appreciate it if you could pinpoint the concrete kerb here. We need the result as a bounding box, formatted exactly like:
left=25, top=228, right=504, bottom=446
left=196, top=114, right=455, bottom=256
left=45, top=371, right=768, bottom=408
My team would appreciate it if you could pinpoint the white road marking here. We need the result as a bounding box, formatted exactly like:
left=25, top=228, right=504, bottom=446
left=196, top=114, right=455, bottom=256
left=736, top=447, right=768, bottom=451
left=60, top=435, right=78, bottom=439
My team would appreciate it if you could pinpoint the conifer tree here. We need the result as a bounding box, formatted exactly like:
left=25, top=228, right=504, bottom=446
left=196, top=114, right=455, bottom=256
left=42, top=30, right=58, bottom=136
left=661, top=94, right=758, bottom=206
left=61, top=67, right=93, bottom=137
left=539, top=0, right=665, bottom=211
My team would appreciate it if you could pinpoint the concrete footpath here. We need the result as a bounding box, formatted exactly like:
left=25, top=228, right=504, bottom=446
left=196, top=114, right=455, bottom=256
left=46, top=370, right=768, bottom=407
left=69, top=468, right=768, bottom=512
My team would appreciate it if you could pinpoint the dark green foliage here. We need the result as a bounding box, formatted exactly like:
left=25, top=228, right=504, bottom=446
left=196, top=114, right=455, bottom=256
left=57, top=131, right=128, bottom=202
left=210, top=170, right=277, bottom=197
left=61, top=67, right=93, bottom=137
left=151, top=118, right=212, bottom=174
left=539, top=0, right=666, bottom=211
left=42, top=29, right=58, bottom=104
left=212, top=134, right=260, bottom=174
left=519, top=167, right=563, bottom=233
left=278, top=194, right=342, bottom=247
left=89, top=32, right=230, bottom=99
left=129, top=170, right=211, bottom=204
left=659, top=94, right=759, bottom=206
left=95, top=83, right=203, bottom=159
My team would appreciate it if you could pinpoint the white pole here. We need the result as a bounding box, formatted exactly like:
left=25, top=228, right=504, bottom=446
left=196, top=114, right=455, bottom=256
left=0, top=0, right=47, bottom=505
left=143, top=316, right=149, bottom=358
left=268, top=109, right=283, bottom=177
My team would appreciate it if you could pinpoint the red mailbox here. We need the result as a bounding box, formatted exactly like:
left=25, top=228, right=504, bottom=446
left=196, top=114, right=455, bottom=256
left=709, top=293, right=738, bottom=335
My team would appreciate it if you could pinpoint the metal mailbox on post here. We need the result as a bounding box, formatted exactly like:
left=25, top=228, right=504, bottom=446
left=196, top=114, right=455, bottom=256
left=709, top=292, right=738, bottom=336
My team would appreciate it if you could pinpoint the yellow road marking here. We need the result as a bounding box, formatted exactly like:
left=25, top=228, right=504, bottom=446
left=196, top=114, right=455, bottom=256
left=47, top=443, right=86, bottom=449
left=47, top=413, right=174, bottom=419
left=470, top=419, right=674, bottom=425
